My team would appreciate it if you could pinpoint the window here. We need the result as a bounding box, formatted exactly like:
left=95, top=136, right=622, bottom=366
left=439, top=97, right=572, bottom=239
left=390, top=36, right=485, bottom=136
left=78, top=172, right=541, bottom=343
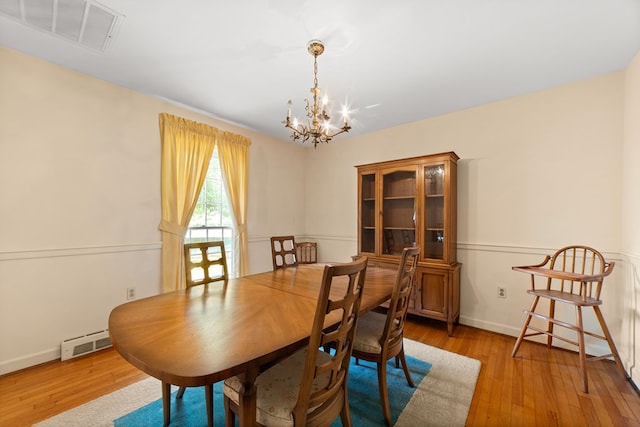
left=185, top=147, right=236, bottom=276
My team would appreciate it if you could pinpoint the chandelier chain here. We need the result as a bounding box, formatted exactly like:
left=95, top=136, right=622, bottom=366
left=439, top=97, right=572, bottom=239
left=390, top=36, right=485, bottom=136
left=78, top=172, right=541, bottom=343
left=313, top=55, right=319, bottom=89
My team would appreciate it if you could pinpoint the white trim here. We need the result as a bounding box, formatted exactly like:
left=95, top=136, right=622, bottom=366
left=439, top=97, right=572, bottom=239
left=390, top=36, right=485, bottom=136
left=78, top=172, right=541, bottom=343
left=299, top=234, right=356, bottom=242
left=0, top=242, right=162, bottom=262
left=621, top=251, right=640, bottom=263
left=459, top=315, right=522, bottom=337
left=0, top=347, right=60, bottom=376
left=459, top=316, right=615, bottom=358
left=247, top=234, right=356, bottom=243
left=457, top=242, right=620, bottom=260
left=273, top=236, right=624, bottom=260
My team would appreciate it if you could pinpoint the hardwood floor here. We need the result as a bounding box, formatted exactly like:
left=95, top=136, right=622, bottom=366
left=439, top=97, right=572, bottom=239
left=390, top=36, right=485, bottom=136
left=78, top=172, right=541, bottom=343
left=1, top=316, right=638, bottom=426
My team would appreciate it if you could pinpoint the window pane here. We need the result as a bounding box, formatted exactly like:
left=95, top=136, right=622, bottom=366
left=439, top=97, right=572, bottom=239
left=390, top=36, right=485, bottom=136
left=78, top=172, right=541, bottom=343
left=186, top=147, right=235, bottom=277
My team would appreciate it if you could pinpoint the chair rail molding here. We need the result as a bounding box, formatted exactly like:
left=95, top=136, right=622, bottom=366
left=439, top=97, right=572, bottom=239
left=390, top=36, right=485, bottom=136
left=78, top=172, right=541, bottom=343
left=0, top=242, right=162, bottom=262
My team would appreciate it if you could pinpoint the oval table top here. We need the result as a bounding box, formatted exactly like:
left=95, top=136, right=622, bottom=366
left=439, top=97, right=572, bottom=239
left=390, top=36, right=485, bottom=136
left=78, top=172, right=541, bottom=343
left=108, top=263, right=397, bottom=387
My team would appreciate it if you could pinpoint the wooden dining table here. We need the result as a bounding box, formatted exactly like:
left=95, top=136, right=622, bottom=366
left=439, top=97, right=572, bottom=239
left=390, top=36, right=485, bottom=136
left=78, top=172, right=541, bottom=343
left=108, top=263, right=397, bottom=427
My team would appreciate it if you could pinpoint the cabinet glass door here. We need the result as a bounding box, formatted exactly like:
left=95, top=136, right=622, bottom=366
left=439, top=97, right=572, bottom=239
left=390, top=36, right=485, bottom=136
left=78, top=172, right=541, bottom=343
left=424, top=164, right=445, bottom=260
left=359, top=173, right=376, bottom=253
left=381, top=168, right=416, bottom=256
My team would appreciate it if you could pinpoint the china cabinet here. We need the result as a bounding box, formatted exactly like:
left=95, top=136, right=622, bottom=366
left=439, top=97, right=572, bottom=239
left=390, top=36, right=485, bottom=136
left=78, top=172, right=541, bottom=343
left=356, top=151, right=460, bottom=335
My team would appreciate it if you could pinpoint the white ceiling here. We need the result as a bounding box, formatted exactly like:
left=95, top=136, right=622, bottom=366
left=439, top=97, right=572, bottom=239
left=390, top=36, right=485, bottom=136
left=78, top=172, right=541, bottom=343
left=2, top=0, right=640, bottom=143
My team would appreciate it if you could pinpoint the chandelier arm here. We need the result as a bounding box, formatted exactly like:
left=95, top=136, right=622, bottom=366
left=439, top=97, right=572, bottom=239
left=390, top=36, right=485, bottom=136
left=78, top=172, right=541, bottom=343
left=325, top=125, right=352, bottom=139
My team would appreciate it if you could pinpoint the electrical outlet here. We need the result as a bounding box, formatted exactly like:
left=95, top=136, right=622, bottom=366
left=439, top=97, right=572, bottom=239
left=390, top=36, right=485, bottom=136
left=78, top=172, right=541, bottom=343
left=497, top=286, right=507, bottom=299
left=126, top=287, right=136, bottom=300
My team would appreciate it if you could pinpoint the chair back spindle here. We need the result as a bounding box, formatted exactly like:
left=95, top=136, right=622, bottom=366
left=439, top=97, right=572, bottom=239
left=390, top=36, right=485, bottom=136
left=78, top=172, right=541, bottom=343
left=548, top=245, right=607, bottom=299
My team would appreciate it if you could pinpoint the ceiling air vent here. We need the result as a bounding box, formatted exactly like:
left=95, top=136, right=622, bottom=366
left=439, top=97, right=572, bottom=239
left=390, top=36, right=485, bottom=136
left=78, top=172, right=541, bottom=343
left=0, top=0, right=123, bottom=52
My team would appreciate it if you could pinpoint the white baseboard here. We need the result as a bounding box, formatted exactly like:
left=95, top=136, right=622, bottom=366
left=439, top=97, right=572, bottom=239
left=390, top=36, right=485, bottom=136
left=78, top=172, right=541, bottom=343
left=459, top=315, right=620, bottom=360
left=459, top=315, right=521, bottom=337
left=0, top=347, right=60, bottom=376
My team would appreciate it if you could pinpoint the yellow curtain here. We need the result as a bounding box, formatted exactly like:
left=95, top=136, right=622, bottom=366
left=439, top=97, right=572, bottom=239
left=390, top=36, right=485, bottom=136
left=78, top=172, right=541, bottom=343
left=217, top=131, right=251, bottom=277
left=158, top=113, right=216, bottom=292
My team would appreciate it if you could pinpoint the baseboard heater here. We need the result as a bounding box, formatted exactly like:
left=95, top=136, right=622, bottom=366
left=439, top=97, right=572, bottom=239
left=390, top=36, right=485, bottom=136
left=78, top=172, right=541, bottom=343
left=61, top=329, right=112, bottom=361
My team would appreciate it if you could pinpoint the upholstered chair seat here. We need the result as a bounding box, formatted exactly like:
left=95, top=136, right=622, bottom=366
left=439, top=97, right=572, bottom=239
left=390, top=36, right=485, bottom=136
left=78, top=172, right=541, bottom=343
left=353, top=312, right=399, bottom=354
left=223, top=349, right=332, bottom=427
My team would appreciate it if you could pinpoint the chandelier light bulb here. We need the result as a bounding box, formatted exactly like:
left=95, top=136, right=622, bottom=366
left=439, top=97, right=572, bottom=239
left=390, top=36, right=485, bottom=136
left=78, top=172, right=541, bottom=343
left=342, top=106, right=349, bottom=123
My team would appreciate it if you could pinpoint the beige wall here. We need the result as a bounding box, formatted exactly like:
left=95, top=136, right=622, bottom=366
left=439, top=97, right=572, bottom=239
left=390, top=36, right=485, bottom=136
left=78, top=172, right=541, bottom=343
left=305, top=71, right=635, bottom=380
left=0, top=46, right=306, bottom=373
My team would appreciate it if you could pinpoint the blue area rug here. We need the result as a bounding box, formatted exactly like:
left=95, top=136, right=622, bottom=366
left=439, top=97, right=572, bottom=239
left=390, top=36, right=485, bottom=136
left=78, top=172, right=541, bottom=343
left=115, top=355, right=431, bottom=426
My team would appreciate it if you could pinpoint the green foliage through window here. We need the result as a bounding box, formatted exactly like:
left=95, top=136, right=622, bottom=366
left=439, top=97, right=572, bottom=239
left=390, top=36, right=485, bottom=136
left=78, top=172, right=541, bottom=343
left=189, top=148, right=233, bottom=228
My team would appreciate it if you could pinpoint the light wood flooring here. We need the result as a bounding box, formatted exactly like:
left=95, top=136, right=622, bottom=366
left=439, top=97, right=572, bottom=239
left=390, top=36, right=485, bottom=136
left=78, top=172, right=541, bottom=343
left=1, top=316, right=638, bottom=426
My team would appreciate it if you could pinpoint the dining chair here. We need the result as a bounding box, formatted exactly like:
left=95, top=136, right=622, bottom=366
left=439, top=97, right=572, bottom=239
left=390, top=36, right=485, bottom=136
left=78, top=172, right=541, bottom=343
left=295, top=241, right=317, bottom=264
left=511, top=245, right=629, bottom=393
left=351, top=246, right=420, bottom=426
left=270, top=235, right=297, bottom=269
left=184, top=240, right=228, bottom=288
left=223, top=256, right=369, bottom=427
left=173, top=241, right=229, bottom=426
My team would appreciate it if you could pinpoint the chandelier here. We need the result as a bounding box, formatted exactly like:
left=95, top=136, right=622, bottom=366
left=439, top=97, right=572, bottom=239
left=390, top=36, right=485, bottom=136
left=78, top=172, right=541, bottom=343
left=284, top=40, right=351, bottom=148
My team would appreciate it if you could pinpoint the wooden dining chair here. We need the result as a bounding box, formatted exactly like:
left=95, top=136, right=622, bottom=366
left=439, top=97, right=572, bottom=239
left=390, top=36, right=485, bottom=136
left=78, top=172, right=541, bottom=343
left=173, top=241, right=228, bottom=426
left=223, top=256, right=368, bottom=427
left=351, top=246, right=420, bottom=426
left=511, top=245, right=628, bottom=393
left=270, top=235, right=297, bottom=269
left=183, top=240, right=228, bottom=288
left=295, top=241, right=317, bottom=264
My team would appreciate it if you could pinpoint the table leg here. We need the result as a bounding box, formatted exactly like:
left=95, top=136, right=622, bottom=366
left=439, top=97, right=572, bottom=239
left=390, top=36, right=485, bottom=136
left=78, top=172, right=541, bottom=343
left=162, top=381, right=171, bottom=426
left=205, top=383, right=214, bottom=427
left=237, top=367, right=259, bottom=426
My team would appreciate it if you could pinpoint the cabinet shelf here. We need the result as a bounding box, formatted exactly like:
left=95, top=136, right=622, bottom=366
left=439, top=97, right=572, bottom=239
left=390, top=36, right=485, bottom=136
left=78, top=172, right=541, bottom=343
left=383, top=196, right=415, bottom=200
left=383, top=227, right=416, bottom=231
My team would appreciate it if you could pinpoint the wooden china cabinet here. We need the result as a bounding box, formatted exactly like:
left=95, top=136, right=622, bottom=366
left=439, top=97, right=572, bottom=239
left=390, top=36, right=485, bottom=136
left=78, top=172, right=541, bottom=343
left=356, top=151, right=460, bottom=335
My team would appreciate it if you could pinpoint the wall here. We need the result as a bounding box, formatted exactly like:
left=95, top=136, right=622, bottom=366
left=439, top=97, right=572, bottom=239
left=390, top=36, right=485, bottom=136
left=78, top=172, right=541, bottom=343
left=305, top=72, right=636, bottom=379
left=622, top=51, right=640, bottom=382
left=0, top=47, right=307, bottom=374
